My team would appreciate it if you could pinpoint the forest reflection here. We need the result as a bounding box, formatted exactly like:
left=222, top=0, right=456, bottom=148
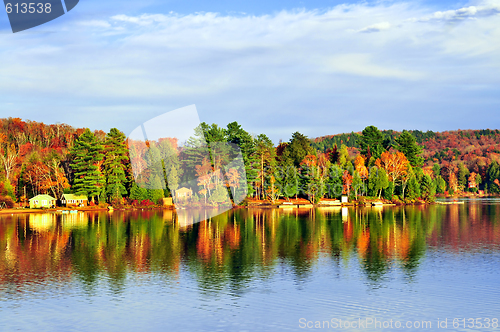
left=1, top=204, right=499, bottom=295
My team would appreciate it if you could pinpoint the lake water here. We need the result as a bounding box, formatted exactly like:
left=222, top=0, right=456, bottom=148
left=0, top=200, right=499, bottom=331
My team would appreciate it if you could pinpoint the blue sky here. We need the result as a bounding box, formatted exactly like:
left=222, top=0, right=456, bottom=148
left=1, top=0, right=500, bottom=143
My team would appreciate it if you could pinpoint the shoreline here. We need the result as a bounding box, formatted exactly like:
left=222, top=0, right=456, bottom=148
left=1, top=193, right=496, bottom=216
left=0, top=198, right=481, bottom=215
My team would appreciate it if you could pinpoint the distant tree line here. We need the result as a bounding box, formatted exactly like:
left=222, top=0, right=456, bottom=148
left=1, top=117, right=500, bottom=207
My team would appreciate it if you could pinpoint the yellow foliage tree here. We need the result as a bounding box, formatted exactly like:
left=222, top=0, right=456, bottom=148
left=375, top=151, right=409, bottom=184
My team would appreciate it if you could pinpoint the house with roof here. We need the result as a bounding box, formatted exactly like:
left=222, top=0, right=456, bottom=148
left=29, top=194, right=56, bottom=209
left=61, top=194, right=88, bottom=207
left=175, top=187, right=193, bottom=201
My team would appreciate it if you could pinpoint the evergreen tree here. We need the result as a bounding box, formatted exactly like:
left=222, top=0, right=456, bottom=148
left=457, top=163, right=469, bottom=192
left=70, top=129, right=104, bottom=202
left=302, top=165, right=325, bottom=203
left=406, top=175, right=421, bottom=200
left=395, top=131, right=424, bottom=167
left=328, top=144, right=340, bottom=164
left=435, top=176, right=446, bottom=194
left=226, top=121, right=257, bottom=197
left=166, top=165, right=179, bottom=197
left=130, top=182, right=148, bottom=201
left=147, top=174, right=165, bottom=204
left=255, top=134, right=276, bottom=199
left=158, top=138, right=181, bottom=197
left=201, top=122, right=227, bottom=144
left=486, top=161, right=500, bottom=194
left=475, top=173, right=482, bottom=190
left=432, top=163, right=441, bottom=178
left=327, top=164, right=343, bottom=198
left=359, top=126, right=385, bottom=161
left=103, top=128, right=128, bottom=200
left=420, top=174, right=436, bottom=201
left=413, top=167, right=424, bottom=182
left=143, top=144, right=168, bottom=201
left=384, top=181, right=394, bottom=200
left=368, top=167, right=378, bottom=197
left=182, top=124, right=211, bottom=181
left=99, top=187, right=108, bottom=204
left=281, top=132, right=315, bottom=167
left=279, top=164, right=299, bottom=200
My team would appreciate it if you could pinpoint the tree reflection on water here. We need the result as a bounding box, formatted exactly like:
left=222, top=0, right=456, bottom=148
left=0, top=203, right=499, bottom=296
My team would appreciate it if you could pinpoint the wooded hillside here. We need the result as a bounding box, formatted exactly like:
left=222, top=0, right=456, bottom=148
left=2, top=117, right=500, bottom=208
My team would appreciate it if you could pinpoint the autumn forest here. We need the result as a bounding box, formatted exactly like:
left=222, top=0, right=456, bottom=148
left=1, top=117, right=500, bottom=208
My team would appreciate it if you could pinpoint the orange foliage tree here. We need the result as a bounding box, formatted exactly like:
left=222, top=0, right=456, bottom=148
left=375, top=151, right=409, bottom=185
left=468, top=172, right=477, bottom=189
left=354, top=155, right=368, bottom=181
left=342, top=170, right=352, bottom=196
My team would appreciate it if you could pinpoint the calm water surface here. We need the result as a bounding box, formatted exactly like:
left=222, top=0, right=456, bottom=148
left=1, top=200, right=499, bottom=331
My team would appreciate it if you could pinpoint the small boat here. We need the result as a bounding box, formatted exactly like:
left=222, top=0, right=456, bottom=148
left=436, top=201, right=464, bottom=205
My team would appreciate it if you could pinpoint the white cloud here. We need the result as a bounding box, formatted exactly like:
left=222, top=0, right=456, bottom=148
left=416, top=1, right=500, bottom=22
left=110, top=14, right=168, bottom=25
left=326, top=54, right=423, bottom=79
left=77, top=20, right=112, bottom=28
left=358, top=22, right=392, bottom=33
left=1, top=0, right=500, bottom=139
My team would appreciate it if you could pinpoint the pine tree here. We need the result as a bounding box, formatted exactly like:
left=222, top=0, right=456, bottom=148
left=166, top=165, right=179, bottom=197
left=432, top=163, right=441, bottom=177
left=226, top=121, right=257, bottom=197
left=99, top=187, right=108, bottom=204
left=420, top=174, right=436, bottom=201
left=395, top=131, right=424, bottom=167
left=130, top=182, right=148, bottom=201
left=327, top=164, right=343, bottom=198
left=368, top=167, right=379, bottom=197
left=147, top=174, right=164, bottom=204
left=406, top=175, right=421, bottom=200
left=435, top=176, right=446, bottom=194
left=255, top=134, right=276, bottom=199
left=487, top=161, right=500, bottom=194
left=281, top=132, right=314, bottom=167
left=281, top=165, right=299, bottom=200
left=103, top=128, right=129, bottom=200
left=158, top=138, right=181, bottom=196
left=359, top=126, right=386, bottom=161
left=384, top=181, right=394, bottom=200
left=70, top=129, right=104, bottom=202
